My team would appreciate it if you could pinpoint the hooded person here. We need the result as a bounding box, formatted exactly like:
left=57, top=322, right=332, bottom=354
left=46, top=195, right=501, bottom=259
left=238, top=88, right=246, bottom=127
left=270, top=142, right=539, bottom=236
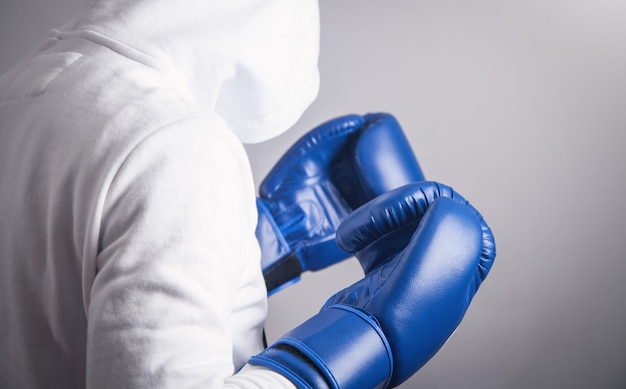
left=1, top=1, right=498, bottom=388
left=0, top=0, right=319, bottom=387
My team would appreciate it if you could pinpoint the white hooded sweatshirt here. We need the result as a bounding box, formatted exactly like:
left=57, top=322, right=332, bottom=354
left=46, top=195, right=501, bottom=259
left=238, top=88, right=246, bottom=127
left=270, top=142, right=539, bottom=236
left=0, top=0, right=319, bottom=388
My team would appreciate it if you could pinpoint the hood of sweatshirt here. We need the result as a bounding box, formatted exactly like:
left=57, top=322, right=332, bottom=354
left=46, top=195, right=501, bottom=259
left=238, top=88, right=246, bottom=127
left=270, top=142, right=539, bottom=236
left=55, top=0, right=320, bottom=143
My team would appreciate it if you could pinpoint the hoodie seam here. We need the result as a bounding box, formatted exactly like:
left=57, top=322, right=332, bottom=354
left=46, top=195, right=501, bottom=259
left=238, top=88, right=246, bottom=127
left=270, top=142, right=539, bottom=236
left=101, top=114, right=226, bottom=211
left=55, top=28, right=163, bottom=71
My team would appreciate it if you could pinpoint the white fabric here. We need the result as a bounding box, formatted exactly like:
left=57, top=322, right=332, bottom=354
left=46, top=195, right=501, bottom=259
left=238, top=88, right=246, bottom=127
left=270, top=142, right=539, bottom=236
left=0, top=0, right=319, bottom=387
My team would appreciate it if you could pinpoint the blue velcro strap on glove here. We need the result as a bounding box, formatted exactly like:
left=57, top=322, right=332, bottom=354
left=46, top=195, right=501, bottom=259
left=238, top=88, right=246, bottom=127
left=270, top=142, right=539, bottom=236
left=249, top=305, right=393, bottom=389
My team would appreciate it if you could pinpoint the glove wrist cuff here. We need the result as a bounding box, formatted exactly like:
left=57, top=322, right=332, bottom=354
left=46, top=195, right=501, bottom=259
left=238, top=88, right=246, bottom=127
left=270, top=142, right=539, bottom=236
left=256, top=199, right=302, bottom=294
left=249, top=305, right=393, bottom=389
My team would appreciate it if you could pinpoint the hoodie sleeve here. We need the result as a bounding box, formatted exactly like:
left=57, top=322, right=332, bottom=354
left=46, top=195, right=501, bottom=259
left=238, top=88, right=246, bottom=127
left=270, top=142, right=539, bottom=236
left=86, top=117, right=295, bottom=389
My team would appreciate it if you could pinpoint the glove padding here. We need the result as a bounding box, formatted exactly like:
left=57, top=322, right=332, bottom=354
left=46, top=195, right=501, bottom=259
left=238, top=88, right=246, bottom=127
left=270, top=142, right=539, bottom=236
left=250, top=182, right=496, bottom=388
left=257, top=113, right=424, bottom=294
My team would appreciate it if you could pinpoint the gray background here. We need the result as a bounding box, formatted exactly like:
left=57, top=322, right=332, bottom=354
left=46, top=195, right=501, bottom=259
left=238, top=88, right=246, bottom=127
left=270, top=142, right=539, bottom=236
left=2, top=1, right=625, bottom=388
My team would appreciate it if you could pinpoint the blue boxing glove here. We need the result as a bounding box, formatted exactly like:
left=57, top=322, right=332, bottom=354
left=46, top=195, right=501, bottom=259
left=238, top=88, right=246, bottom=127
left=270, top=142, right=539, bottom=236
left=257, top=113, right=424, bottom=294
left=249, top=182, right=496, bottom=388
